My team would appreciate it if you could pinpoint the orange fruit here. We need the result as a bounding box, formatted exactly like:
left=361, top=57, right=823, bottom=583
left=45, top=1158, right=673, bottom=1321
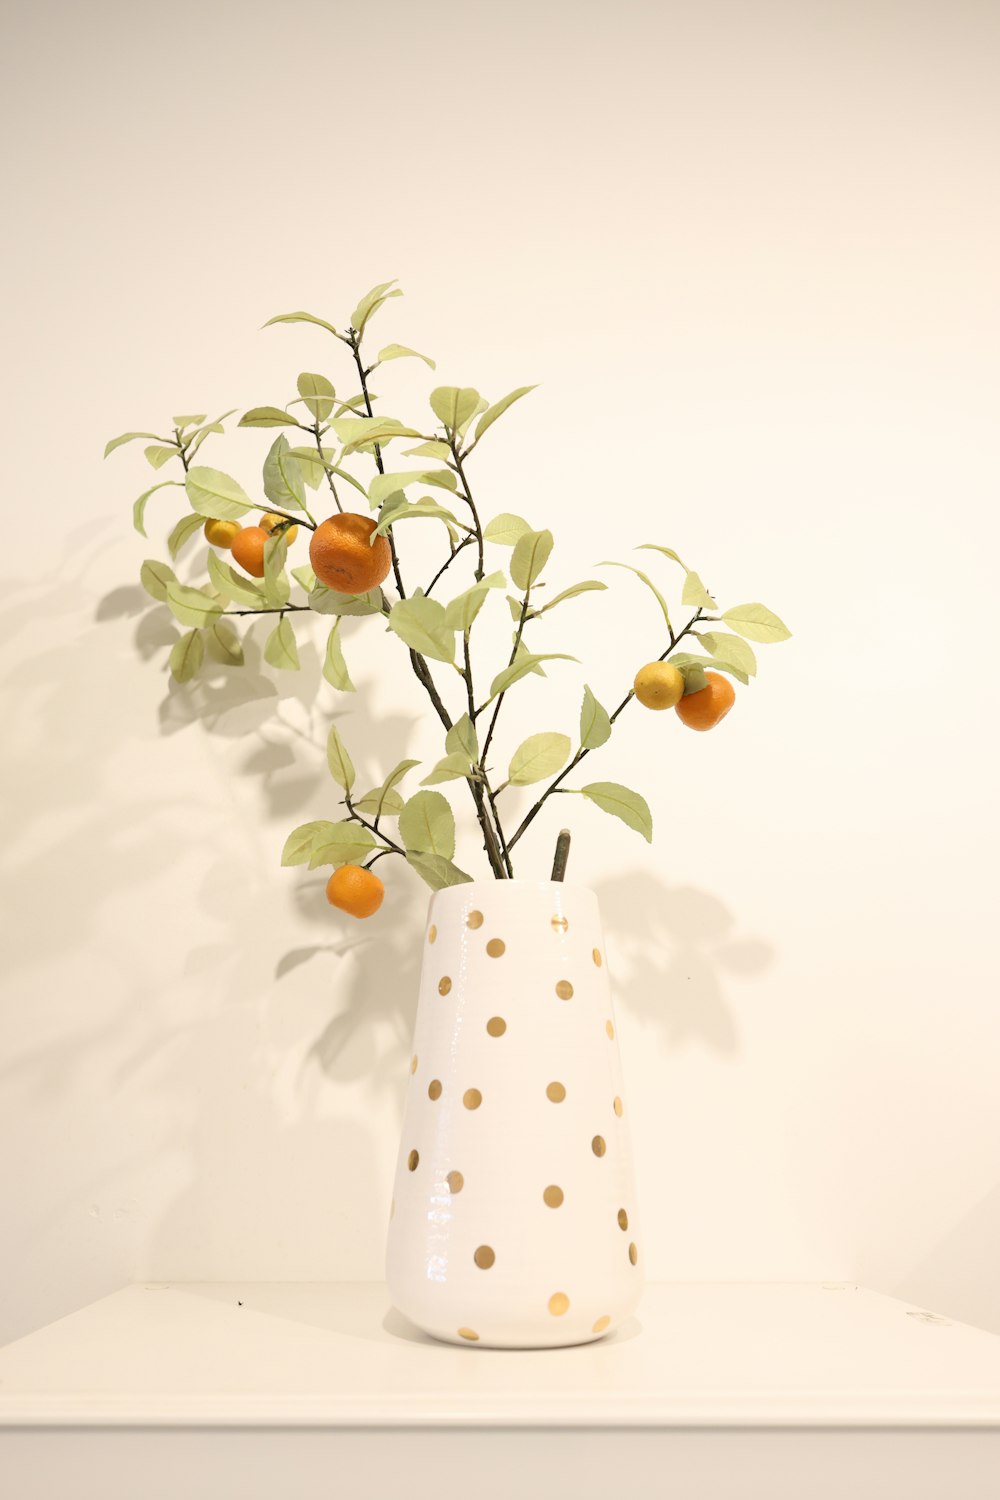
left=310, top=512, right=391, bottom=594
left=325, top=864, right=385, bottom=918
left=261, top=512, right=299, bottom=545
left=230, top=525, right=269, bottom=578
left=634, top=661, right=685, bottom=710
left=675, top=671, right=736, bottom=731
left=204, top=518, right=240, bottom=549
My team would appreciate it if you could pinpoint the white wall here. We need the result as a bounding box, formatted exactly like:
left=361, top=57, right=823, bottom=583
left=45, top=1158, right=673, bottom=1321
left=2, top=0, right=999, bottom=1346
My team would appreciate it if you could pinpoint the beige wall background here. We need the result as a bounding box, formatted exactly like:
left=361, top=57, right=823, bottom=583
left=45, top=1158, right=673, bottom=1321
left=2, top=0, right=999, bottom=1346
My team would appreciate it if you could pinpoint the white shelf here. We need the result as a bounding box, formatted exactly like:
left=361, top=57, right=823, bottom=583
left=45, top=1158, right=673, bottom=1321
left=2, top=1282, right=999, bottom=1500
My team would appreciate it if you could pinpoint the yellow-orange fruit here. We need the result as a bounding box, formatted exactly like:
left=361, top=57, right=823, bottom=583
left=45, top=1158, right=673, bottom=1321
left=204, top=518, right=240, bottom=549
left=675, top=671, right=736, bottom=731
left=634, top=661, right=685, bottom=710
left=325, top=864, right=385, bottom=918
left=310, top=512, right=392, bottom=594
left=230, top=525, right=269, bottom=578
left=260, top=512, right=299, bottom=545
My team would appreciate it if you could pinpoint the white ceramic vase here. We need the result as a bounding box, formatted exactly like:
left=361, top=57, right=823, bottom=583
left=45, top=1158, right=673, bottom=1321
left=385, top=879, right=643, bottom=1348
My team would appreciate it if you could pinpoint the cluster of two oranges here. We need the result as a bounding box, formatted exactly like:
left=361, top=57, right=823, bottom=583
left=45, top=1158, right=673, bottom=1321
left=633, top=661, right=735, bottom=731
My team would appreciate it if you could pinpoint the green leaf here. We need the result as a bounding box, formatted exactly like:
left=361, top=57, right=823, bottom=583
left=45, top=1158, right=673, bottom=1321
left=296, top=371, right=336, bottom=423
left=721, top=603, right=792, bottom=644
left=446, top=712, right=479, bottom=759
left=403, top=439, right=452, bottom=462
left=328, top=464, right=370, bottom=499
left=669, top=652, right=739, bottom=690
left=366, top=758, right=420, bottom=819
left=510, top=528, right=553, bottom=590
left=185, top=466, right=255, bottom=521
left=375, top=496, right=462, bottom=537
left=540, top=580, right=607, bottom=613
left=104, top=429, right=162, bottom=458
left=508, top=732, right=571, bottom=786
left=167, top=512, right=205, bottom=560
left=698, top=631, right=758, bottom=677
left=581, top=782, right=653, bottom=843
left=173, top=414, right=206, bottom=430
left=600, top=561, right=672, bottom=633
left=169, top=629, right=204, bottom=683
left=513, top=635, right=547, bottom=675
left=352, top=280, right=402, bottom=335
left=308, top=821, right=377, bottom=870
left=580, top=684, right=612, bottom=749
left=636, top=543, right=687, bottom=570
left=681, top=570, right=717, bottom=610
left=291, top=564, right=317, bottom=592
left=369, top=469, right=456, bottom=507
left=144, top=444, right=179, bottom=470
left=281, top=819, right=342, bottom=867
left=443, top=570, right=505, bottom=631
left=285, top=446, right=335, bottom=489
left=308, top=585, right=383, bottom=617
left=132, top=479, right=182, bottom=537
left=399, top=790, right=456, bottom=859
left=264, top=616, right=300, bottom=670
left=238, top=406, right=303, bottom=429
left=323, top=621, right=355, bottom=691
left=421, top=753, right=475, bottom=785
left=487, top=652, right=577, bottom=701
left=430, top=386, right=480, bottom=433
left=326, top=726, right=355, bottom=791
left=388, top=594, right=456, bottom=664
left=354, top=788, right=404, bottom=817
left=472, top=385, right=537, bottom=445
left=262, top=435, right=306, bottom=512
left=165, top=581, right=223, bottom=628
left=204, top=619, right=244, bottom=666
left=263, top=532, right=291, bottom=607
left=330, top=416, right=423, bottom=454
left=405, top=851, right=473, bottom=890
left=139, top=559, right=177, bottom=602
left=484, top=512, right=531, bottom=547
left=264, top=310, right=340, bottom=338
left=207, top=551, right=266, bottom=608
left=377, top=342, right=436, bottom=369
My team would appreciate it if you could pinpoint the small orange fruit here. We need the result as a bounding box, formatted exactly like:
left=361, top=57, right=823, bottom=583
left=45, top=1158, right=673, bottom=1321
left=634, top=661, right=685, bottom=710
left=261, top=512, right=299, bottom=545
left=675, top=670, right=736, bottom=731
left=310, top=512, right=392, bottom=594
left=204, top=518, right=240, bottom=549
left=325, top=863, right=385, bottom=918
left=230, top=525, right=269, bottom=578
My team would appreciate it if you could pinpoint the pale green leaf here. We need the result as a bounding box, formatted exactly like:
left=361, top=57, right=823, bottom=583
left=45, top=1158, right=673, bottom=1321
left=139, top=559, right=177, bottom=602
left=430, top=386, right=480, bottom=433
left=308, top=585, right=383, bottom=617
left=580, top=684, right=612, bottom=749
left=540, top=580, right=607, bottom=613
left=636, top=543, right=688, bottom=570
left=328, top=464, right=370, bottom=499
left=721, top=603, right=792, bottom=644
left=291, top=564, right=317, bottom=592
left=698, top=631, right=758, bottom=677
left=446, top=712, right=479, bottom=759
left=669, top=652, right=740, bottom=689
left=377, top=342, right=436, bottom=370
left=513, top=635, right=547, bottom=675
left=458, top=395, right=488, bottom=438
left=471, top=385, right=537, bottom=445
left=508, top=732, right=571, bottom=786
left=172, top=414, right=207, bottom=430
left=308, top=821, right=377, bottom=870
left=264, top=310, right=340, bottom=337
left=326, top=725, right=355, bottom=791
left=263, top=532, right=291, bottom=607
left=185, top=466, right=255, bottom=521
left=296, top=372, right=336, bottom=423
left=281, top=819, right=341, bottom=867
left=486, top=652, right=577, bottom=701
left=420, top=753, right=475, bottom=785
left=399, top=790, right=456, bottom=859
left=405, top=851, right=473, bottom=890
left=330, top=416, right=423, bottom=454
left=238, top=406, right=304, bottom=429
left=286, top=446, right=335, bottom=489
left=104, top=430, right=162, bottom=458
left=167, top=512, right=205, bottom=560
left=366, top=759, right=420, bottom=819
left=681, top=570, right=717, bottom=610
left=322, top=621, right=355, bottom=691
left=510, top=528, right=553, bottom=590
left=264, top=615, right=300, bottom=670
left=388, top=594, right=456, bottom=664
left=207, top=551, right=266, bottom=608
left=375, top=496, right=462, bottom=537
left=600, top=561, right=672, bottom=633
left=169, top=629, right=204, bottom=683
left=132, top=479, right=182, bottom=537
left=580, top=781, right=653, bottom=843
left=369, top=469, right=457, bottom=507
left=403, top=440, right=452, bottom=462
left=484, top=512, right=531, bottom=547
left=443, top=570, right=505, bottom=631
left=204, top=619, right=244, bottom=666
left=354, top=788, right=404, bottom=817
left=262, top=435, right=306, bottom=512
left=165, top=581, right=223, bottom=628
left=144, top=444, right=178, bottom=470
left=351, top=280, right=401, bottom=334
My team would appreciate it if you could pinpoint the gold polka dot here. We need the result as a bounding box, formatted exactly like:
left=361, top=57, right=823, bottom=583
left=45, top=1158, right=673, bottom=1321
left=466, top=910, right=484, bottom=929
left=605, top=1019, right=615, bottom=1040
left=613, top=1096, right=623, bottom=1117
left=407, top=1149, right=419, bottom=1171
left=551, top=915, right=569, bottom=933
left=474, top=1245, right=495, bottom=1269
left=593, top=948, right=602, bottom=967
left=428, top=925, right=437, bottom=944
left=458, top=1327, right=479, bottom=1341
left=439, top=976, right=452, bottom=996
left=410, top=1054, right=418, bottom=1074
left=555, top=979, right=574, bottom=1000
left=592, top=1135, right=606, bottom=1157
left=548, top=1292, right=570, bottom=1317
left=447, top=1170, right=464, bottom=1194
left=428, top=1079, right=442, bottom=1100
left=617, top=1207, right=628, bottom=1231
left=463, top=1088, right=482, bottom=1110
left=486, top=1016, right=507, bottom=1037
left=592, top=1315, right=611, bottom=1333
left=629, top=1242, right=638, bottom=1266
left=486, top=938, right=506, bottom=958
left=546, top=1081, right=566, bottom=1103
left=543, top=1185, right=564, bottom=1208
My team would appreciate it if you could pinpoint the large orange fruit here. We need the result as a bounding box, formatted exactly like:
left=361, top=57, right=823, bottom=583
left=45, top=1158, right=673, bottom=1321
left=230, top=525, right=269, bottom=578
left=310, top=512, right=391, bottom=594
left=675, top=670, right=736, bottom=731
left=325, top=864, right=385, bottom=918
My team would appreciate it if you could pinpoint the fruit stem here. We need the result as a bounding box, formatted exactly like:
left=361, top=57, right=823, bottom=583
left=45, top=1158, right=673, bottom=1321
left=550, top=829, right=571, bottom=882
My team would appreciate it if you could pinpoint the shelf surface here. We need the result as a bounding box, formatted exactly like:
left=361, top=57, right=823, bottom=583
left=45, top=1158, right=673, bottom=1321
left=1, top=1281, right=998, bottom=1429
